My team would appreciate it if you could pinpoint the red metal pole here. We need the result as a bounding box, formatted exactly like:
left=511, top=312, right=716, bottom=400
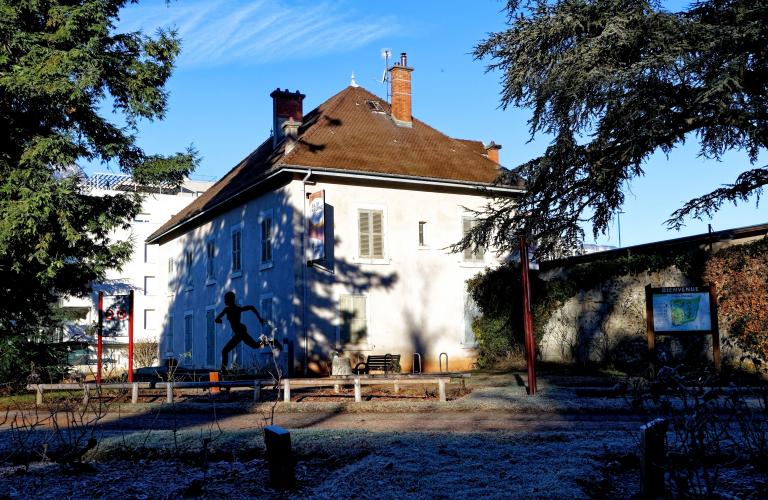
left=519, top=236, right=537, bottom=395
left=97, top=291, right=103, bottom=384
left=128, top=290, right=134, bottom=383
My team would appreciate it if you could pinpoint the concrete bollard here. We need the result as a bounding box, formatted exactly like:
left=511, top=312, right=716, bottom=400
left=438, top=378, right=447, bottom=402
left=640, top=418, right=668, bottom=499
left=333, top=383, right=340, bottom=393
left=131, top=383, right=139, bottom=404
left=283, top=379, right=290, bottom=402
left=166, top=382, right=174, bottom=404
left=36, top=385, right=43, bottom=405
left=264, top=425, right=295, bottom=489
left=354, top=377, right=362, bottom=402
left=394, top=382, right=400, bottom=394
left=253, top=381, right=261, bottom=402
left=83, top=385, right=90, bottom=406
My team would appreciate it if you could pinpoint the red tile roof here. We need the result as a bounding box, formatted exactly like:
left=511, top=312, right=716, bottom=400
left=148, top=85, right=511, bottom=243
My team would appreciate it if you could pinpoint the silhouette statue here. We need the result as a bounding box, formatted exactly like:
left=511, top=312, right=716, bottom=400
left=215, top=291, right=266, bottom=372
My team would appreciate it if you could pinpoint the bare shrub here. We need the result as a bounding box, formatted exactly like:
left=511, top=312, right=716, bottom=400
left=133, top=338, right=159, bottom=368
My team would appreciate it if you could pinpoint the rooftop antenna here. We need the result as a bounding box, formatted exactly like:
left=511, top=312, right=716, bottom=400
left=381, top=48, right=391, bottom=103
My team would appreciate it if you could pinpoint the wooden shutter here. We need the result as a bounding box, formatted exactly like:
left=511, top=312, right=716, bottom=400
left=339, top=294, right=353, bottom=342
left=206, top=310, right=215, bottom=366
left=261, top=217, right=272, bottom=263
left=350, top=295, right=367, bottom=343
left=339, top=294, right=367, bottom=344
left=463, top=218, right=474, bottom=260
left=463, top=217, right=485, bottom=261
left=358, top=210, right=371, bottom=258
left=358, top=209, right=384, bottom=259
left=371, top=211, right=384, bottom=258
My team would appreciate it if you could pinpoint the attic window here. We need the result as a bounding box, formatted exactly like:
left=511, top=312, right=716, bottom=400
left=366, top=100, right=385, bottom=113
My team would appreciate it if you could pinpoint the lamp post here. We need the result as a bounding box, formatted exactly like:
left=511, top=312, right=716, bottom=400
left=617, top=211, right=625, bottom=248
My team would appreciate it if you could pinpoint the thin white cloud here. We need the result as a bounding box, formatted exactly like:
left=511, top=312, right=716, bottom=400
left=118, top=0, right=397, bottom=68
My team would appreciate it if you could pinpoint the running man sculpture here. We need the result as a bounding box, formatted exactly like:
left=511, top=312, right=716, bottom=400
left=215, top=291, right=267, bottom=372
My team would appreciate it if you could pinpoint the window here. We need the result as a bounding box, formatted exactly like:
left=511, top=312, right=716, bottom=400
left=260, top=212, right=273, bottom=266
left=184, top=313, right=194, bottom=358
left=144, top=309, right=156, bottom=331
left=463, top=294, right=480, bottom=345
left=418, top=221, right=427, bottom=247
left=339, top=294, right=367, bottom=344
left=167, top=258, right=175, bottom=292
left=144, top=276, right=156, bottom=296
left=206, top=241, right=215, bottom=281
left=206, top=308, right=216, bottom=367
left=144, top=243, right=156, bottom=264
left=185, top=250, right=194, bottom=287
left=260, top=295, right=274, bottom=338
left=166, top=315, right=174, bottom=354
left=358, top=209, right=384, bottom=259
left=462, top=217, right=485, bottom=262
left=231, top=228, right=242, bottom=274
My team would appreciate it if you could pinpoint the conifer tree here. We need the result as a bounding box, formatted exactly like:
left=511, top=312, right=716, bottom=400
left=464, top=0, right=767, bottom=257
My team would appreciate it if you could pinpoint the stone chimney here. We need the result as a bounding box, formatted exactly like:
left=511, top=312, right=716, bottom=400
left=388, top=52, right=414, bottom=127
left=485, top=141, right=502, bottom=164
left=271, top=88, right=305, bottom=147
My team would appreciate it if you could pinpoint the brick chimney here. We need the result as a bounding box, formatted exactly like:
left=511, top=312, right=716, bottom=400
left=388, top=52, right=414, bottom=127
left=270, top=88, right=305, bottom=147
left=485, top=141, right=502, bottom=163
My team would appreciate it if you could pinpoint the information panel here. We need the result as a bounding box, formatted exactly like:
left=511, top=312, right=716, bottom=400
left=651, top=288, right=712, bottom=332
left=645, top=284, right=720, bottom=371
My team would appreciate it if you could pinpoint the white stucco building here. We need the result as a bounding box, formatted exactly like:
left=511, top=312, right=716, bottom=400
left=147, top=54, right=523, bottom=374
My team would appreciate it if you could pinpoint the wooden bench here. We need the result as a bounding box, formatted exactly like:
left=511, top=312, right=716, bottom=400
left=353, top=354, right=400, bottom=375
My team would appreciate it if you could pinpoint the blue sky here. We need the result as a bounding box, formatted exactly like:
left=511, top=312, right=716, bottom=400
left=96, top=0, right=765, bottom=248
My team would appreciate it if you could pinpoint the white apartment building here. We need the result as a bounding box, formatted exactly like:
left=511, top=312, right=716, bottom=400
left=61, top=174, right=213, bottom=372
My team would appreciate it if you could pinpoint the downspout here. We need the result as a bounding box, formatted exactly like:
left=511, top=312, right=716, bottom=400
left=301, top=169, right=312, bottom=375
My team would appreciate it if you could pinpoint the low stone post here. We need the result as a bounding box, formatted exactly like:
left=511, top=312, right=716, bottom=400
left=393, top=382, right=400, bottom=394
left=640, top=418, right=668, bottom=499
left=283, top=379, right=290, bottom=402
left=166, top=382, right=174, bottom=404
left=131, top=382, right=139, bottom=404
left=83, top=385, right=90, bottom=406
left=354, top=377, right=362, bottom=402
left=35, top=385, right=43, bottom=405
left=253, top=381, right=261, bottom=402
left=438, top=378, right=447, bottom=402
left=264, top=425, right=295, bottom=489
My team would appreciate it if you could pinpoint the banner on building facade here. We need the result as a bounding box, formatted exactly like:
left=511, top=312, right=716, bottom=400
left=307, top=190, right=325, bottom=262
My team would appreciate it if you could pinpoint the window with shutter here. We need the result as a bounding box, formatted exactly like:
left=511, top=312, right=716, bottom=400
left=206, top=309, right=216, bottom=366
left=358, top=209, right=384, bottom=259
left=463, top=294, right=480, bottom=345
left=185, top=250, right=194, bottom=287
left=260, top=296, right=274, bottom=337
left=260, top=214, right=273, bottom=265
left=462, top=217, right=485, bottom=262
left=206, top=241, right=215, bottom=281
left=184, top=313, right=194, bottom=360
left=339, top=294, right=367, bottom=344
left=166, top=315, right=174, bottom=354
left=231, top=229, right=242, bottom=273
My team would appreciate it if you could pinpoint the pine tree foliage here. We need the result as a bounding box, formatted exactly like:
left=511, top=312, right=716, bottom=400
left=464, top=0, right=767, bottom=258
left=0, top=1, right=197, bottom=361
